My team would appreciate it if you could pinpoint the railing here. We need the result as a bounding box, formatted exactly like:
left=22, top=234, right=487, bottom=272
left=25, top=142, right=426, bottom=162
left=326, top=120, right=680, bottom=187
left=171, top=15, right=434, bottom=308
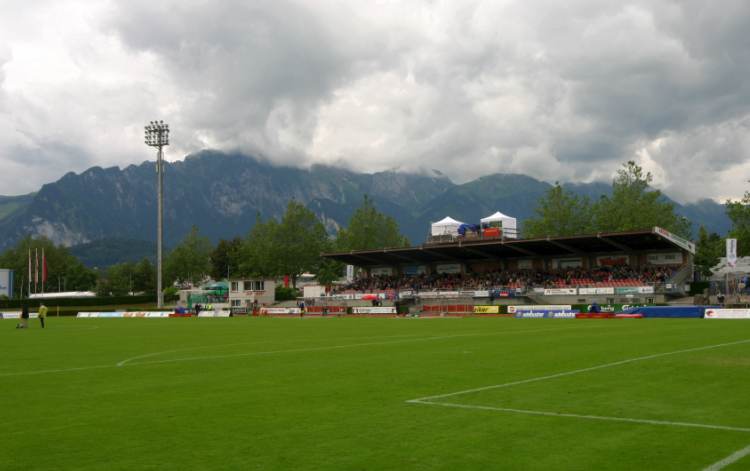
left=425, top=227, right=520, bottom=245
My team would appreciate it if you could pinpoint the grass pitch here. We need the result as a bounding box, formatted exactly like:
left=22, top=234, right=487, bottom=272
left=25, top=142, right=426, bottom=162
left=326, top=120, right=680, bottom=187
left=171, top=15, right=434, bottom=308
left=2, top=317, right=750, bottom=470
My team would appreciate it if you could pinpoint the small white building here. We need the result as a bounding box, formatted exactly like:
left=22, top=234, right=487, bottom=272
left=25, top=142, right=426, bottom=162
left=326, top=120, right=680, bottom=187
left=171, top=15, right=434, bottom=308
left=229, top=278, right=276, bottom=313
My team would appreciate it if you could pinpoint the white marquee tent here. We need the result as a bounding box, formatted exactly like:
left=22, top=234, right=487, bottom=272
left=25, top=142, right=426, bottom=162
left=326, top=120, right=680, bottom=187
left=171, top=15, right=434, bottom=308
left=431, top=216, right=464, bottom=236
left=480, top=211, right=518, bottom=239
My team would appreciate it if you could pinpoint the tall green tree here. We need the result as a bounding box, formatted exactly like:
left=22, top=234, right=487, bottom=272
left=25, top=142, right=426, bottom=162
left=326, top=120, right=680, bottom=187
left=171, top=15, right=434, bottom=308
left=693, top=226, right=724, bottom=277
left=523, top=183, right=594, bottom=238
left=164, top=226, right=213, bottom=286
left=726, top=192, right=750, bottom=256
left=210, top=237, right=243, bottom=280
left=96, top=262, right=135, bottom=297
left=274, top=201, right=330, bottom=287
left=336, top=195, right=410, bottom=250
left=593, top=161, right=691, bottom=237
left=239, top=216, right=281, bottom=278
left=0, top=236, right=96, bottom=297
left=133, top=258, right=156, bottom=294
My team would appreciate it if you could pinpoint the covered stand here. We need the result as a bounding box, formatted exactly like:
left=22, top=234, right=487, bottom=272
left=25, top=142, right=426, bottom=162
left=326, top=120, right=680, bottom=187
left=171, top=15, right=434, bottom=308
left=480, top=211, right=518, bottom=239
left=431, top=216, right=464, bottom=236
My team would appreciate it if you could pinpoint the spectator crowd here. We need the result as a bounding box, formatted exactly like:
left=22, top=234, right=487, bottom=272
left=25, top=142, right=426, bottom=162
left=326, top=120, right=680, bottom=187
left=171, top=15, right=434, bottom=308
left=337, top=264, right=677, bottom=293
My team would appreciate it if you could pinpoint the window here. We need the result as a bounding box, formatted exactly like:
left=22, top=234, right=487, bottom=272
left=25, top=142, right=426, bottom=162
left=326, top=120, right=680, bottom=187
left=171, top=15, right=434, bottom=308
left=231, top=300, right=242, bottom=307
left=231, top=282, right=239, bottom=292
left=244, top=280, right=254, bottom=291
left=253, top=281, right=265, bottom=291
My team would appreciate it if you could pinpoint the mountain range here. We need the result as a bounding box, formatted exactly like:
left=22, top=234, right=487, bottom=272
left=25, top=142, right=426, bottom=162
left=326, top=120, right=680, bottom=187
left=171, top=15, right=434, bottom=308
left=0, top=151, right=731, bottom=266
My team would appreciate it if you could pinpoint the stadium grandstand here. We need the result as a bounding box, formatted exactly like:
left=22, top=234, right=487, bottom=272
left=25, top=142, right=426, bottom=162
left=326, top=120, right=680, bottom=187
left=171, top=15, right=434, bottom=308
left=321, top=226, right=695, bottom=312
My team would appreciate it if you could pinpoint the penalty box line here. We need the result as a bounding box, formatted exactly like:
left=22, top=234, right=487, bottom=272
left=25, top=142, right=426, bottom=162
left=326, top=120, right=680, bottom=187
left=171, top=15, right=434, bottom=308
left=406, top=338, right=750, bottom=433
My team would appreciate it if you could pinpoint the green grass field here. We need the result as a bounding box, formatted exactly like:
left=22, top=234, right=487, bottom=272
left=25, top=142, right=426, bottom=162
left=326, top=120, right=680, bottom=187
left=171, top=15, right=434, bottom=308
left=2, top=317, right=750, bottom=470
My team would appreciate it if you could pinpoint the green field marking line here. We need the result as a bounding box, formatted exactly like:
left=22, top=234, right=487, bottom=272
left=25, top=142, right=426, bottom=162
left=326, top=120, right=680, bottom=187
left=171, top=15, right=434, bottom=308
left=703, top=444, right=750, bottom=470
left=408, top=338, right=750, bottom=403
left=408, top=400, right=750, bottom=434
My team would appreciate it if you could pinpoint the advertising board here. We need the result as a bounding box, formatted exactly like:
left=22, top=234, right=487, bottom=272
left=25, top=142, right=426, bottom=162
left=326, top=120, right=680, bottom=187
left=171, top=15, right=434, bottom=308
left=352, top=307, right=396, bottom=314
left=508, top=305, right=572, bottom=314
left=1, top=312, right=20, bottom=319
left=704, top=309, right=750, bottom=319
left=0, top=269, right=13, bottom=298
left=435, top=263, right=462, bottom=274
left=543, top=288, right=577, bottom=295
left=261, top=307, right=301, bottom=315
left=578, top=287, right=615, bottom=295
left=473, top=305, right=500, bottom=314
left=514, top=310, right=579, bottom=319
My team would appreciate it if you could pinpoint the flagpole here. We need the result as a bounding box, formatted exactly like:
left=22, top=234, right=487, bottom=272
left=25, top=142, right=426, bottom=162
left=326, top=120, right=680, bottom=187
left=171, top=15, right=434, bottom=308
left=35, top=248, right=39, bottom=294
left=42, top=248, right=46, bottom=294
left=28, top=248, right=31, bottom=298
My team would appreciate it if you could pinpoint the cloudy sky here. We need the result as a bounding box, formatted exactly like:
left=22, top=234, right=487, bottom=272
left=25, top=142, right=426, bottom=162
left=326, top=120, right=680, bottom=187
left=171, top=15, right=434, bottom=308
left=1, top=0, right=749, bottom=202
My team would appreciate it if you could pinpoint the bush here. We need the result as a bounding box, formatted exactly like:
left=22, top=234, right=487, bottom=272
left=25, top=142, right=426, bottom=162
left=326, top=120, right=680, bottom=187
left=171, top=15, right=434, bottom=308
left=275, top=286, right=299, bottom=301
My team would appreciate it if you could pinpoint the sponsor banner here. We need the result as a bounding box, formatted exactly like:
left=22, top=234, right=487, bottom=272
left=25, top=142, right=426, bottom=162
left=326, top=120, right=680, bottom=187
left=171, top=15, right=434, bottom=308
left=543, top=288, right=577, bottom=296
left=436, top=263, right=462, bottom=274
left=198, top=312, right=231, bottom=318
left=705, top=309, right=750, bottom=319
left=515, top=310, right=579, bottom=319
left=554, top=258, right=582, bottom=269
left=402, top=265, right=427, bottom=276
left=78, top=312, right=126, bottom=318
left=1, top=311, right=20, bottom=319
left=371, top=267, right=393, bottom=276
left=418, top=291, right=461, bottom=299
left=578, top=287, right=615, bottom=295
left=514, top=311, right=546, bottom=319
left=398, top=290, right=414, bottom=298
left=517, top=259, right=533, bottom=270
left=637, top=286, right=654, bottom=294
left=473, top=305, right=500, bottom=314
left=647, top=252, right=684, bottom=265
left=596, top=255, right=629, bottom=267
left=346, top=264, right=354, bottom=283
left=653, top=227, right=696, bottom=254
left=547, top=311, right=579, bottom=319
left=123, top=311, right=171, bottom=318
left=459, top=291, right=476, bottom=298
left=615, top=287, right=640, bottom=295
left=352, top=306, right=397, bottom=314
left=261, top=307, right=301, bottom=315
left=509, top=304, right=572, bottom=314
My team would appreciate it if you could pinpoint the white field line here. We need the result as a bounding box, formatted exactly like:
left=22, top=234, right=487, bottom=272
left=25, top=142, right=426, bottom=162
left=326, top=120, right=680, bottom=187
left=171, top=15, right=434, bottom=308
left=703, top=444, right=750, bottom=471
left=408, top=338, right=750, bottom=403
left=118, top=324, right=609, bottom=367
left=408, top=400, right=750, bottom=434
left=0, top=324, right=599, bottom=377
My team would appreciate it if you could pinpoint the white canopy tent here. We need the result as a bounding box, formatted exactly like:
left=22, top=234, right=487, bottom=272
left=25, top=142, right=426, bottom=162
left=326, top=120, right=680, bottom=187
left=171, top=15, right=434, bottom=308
left=480, top=211, right=518, bottom=239
left=431, top=216, right=464, bottom=236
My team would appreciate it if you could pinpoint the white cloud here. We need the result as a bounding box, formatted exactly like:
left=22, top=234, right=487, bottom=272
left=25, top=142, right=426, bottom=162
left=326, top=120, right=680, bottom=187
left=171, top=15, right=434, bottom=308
left=0, top=0, right=749, bottom=203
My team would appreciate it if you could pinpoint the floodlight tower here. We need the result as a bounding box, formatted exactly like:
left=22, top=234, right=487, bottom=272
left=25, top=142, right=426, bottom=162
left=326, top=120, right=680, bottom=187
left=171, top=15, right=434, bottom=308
left=145, top=120, right=169, bottom=308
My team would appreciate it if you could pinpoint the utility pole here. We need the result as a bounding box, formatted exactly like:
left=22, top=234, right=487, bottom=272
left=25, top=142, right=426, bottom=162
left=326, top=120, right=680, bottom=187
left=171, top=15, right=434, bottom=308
left=145, top=121, right=170, bottom=308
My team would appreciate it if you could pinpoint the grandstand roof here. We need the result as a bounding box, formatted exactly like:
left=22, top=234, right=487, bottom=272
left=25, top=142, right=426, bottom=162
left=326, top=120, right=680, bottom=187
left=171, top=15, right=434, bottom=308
left=323, top=227, right=695, bottom=267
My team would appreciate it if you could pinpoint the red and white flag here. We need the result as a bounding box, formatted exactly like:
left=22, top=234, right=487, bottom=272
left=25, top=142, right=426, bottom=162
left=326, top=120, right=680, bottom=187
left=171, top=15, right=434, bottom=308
left=28, top=248, right=32, bottom=296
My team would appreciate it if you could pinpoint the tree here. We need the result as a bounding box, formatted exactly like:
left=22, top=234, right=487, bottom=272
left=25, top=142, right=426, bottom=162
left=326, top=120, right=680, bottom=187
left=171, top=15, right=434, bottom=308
left=210, top=238, right=243, bottom=280
left=726, top=192, right=750, bottom=256
left=164, top=226, right=213, bottom=286
left=274, top=201, right=331, bottom=287
left=96, top=262, right=135, bottom=297
left=336, top=196, right=410, bottom=251
left=133, top=258, right=156, bottom=294
left=240, top=202, right=330, bottom=286
left=694, top=226, right=723, bottom=277
left=593, top=161, right=691, bottom=237
left=239, top=216, right=281, bottom=278
left=523, top=183, right=594, bottom=238
left=0, top=236, right=96, bottom=297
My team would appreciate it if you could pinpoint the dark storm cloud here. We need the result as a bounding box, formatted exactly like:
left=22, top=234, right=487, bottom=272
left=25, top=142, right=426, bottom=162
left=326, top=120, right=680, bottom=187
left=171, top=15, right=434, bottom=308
left=1, top=0, right=750, bottom=202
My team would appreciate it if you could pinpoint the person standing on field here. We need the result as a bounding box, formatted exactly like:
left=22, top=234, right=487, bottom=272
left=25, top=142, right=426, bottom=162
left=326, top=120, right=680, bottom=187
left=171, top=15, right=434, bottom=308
left=18, top=303, right=29, bottom=329
left=38, top=303, right=48, bottom=328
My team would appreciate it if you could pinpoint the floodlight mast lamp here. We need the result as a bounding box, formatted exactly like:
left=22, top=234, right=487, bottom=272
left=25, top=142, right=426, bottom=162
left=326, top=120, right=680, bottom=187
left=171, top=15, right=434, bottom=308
left=144, top=121, right=169, bottom=308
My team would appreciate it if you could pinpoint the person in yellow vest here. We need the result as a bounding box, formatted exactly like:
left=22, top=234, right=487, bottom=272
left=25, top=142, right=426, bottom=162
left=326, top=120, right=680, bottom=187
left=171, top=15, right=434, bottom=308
left=38, top=303, right=48, bottom=329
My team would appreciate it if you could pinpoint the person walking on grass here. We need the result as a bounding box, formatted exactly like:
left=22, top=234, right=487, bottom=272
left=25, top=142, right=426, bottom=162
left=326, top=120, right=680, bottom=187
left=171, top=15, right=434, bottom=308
left=38, top=303, right=48, bottom=328
left=17, top=303, right=29, bottom=329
